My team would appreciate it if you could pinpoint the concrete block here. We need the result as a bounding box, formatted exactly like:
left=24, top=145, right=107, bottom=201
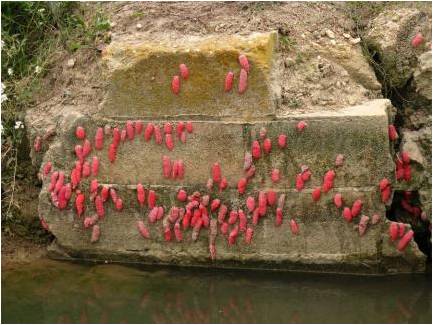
left=101, top=32, right=279, bottom=119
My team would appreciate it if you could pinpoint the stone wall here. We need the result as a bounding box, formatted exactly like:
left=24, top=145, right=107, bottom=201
left=363, top=7, right=431, bottom=258
left=32, top=31, right=426, bottom=274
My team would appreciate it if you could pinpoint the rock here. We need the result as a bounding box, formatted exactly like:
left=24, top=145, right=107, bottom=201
left=284, top=57, right=294, bottom=68
left=400, top=127, right=432, bottom=188
left=102, top=32, right=279, bottom=118
left=315, top=42, right=381, bottom=91
left=408, top=110, right=431, bottom=129
left=105, top=31, right=112, bottom=42
left=136, top=23, right=142, bottom=30
left=350, top=38, right=361, bottom=45
left=42, top=126, right=56, bottom=140
left=413, top=51, right=432, bottom=100
left=66, top=59, right=75, bottom=68
left=214, top=23, right=226, bottom=32
left=400, top=130, right=426, bottom=166
left=343, top=33, right=351, bottom=39
left=364, top=8, right=431, bottom=88
left=325, top=29, right=335, bottom=39
left=317, top=61, right=334, bottom=76
left=419, top=189, right=432, bottom=223
left=96, top=43, right=106, bottom=53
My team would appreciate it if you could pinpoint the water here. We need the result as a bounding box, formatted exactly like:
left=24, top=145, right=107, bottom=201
left=2, top=259, right=431, bottom=324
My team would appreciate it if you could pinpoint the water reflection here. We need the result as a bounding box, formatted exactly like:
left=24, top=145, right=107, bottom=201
left=2, top=259, right=431, bottom=323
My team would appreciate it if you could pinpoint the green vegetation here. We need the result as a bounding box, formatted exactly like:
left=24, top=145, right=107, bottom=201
left=345, top=2, right=388, bottom=32
left=287, top=97, right=302, bottom=109
left=130, top=11, right=145, bottom=19
left=279, top=34, right=297, bottom=51
left=1, top=2, right=110, bottom=239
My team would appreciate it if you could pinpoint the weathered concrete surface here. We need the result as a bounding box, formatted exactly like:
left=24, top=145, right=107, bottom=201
left=31, top=26, right=427, bottom=274
left=52, top=99, right=394, bottom=189
left=101, top=32, right=279, bottom=120
left=38, top=98, right=425, bottom=274
left=41, top=172, right=419, bottom=273
left=40, top=186, right=384, bottom=226
left=46, top=213, right=424, bottom=275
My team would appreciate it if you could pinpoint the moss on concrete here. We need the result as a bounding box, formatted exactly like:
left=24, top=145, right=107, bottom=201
left=101, top=32, right=278, bottom=119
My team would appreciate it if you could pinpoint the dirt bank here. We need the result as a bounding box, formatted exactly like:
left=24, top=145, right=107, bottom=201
left=2, top=235, right=48, bottom=270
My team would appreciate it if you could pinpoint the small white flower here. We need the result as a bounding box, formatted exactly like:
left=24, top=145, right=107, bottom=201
left=38, top=8, right=45, bottom=13
left=1, top=82, right=7, bottom=103
left=7, top=68, right=13, bottom=76
left=14, top=121, right=24, bottom=129
left=1, top=40, right=4, bottom=49
left=0, top=124, right=3, bottom=134
left=35, top=66, right=42, bottom=74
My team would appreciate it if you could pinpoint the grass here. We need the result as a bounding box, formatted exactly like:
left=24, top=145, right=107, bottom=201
left=130, top=11, right=145, bottom=19
left=287, top=98, right=302, bottom=109
left=1, top=2, right=111, bottom=239
left=345, top=2, right=388, bottom=32
left=279, top=34, right=297, bottom=51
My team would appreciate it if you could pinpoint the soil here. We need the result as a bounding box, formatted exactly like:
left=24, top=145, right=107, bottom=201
left=2, top=234, right=47, bottom=271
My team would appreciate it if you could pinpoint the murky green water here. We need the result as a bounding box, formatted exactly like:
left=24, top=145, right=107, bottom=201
left=2, top=259, right=431, bottom=324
